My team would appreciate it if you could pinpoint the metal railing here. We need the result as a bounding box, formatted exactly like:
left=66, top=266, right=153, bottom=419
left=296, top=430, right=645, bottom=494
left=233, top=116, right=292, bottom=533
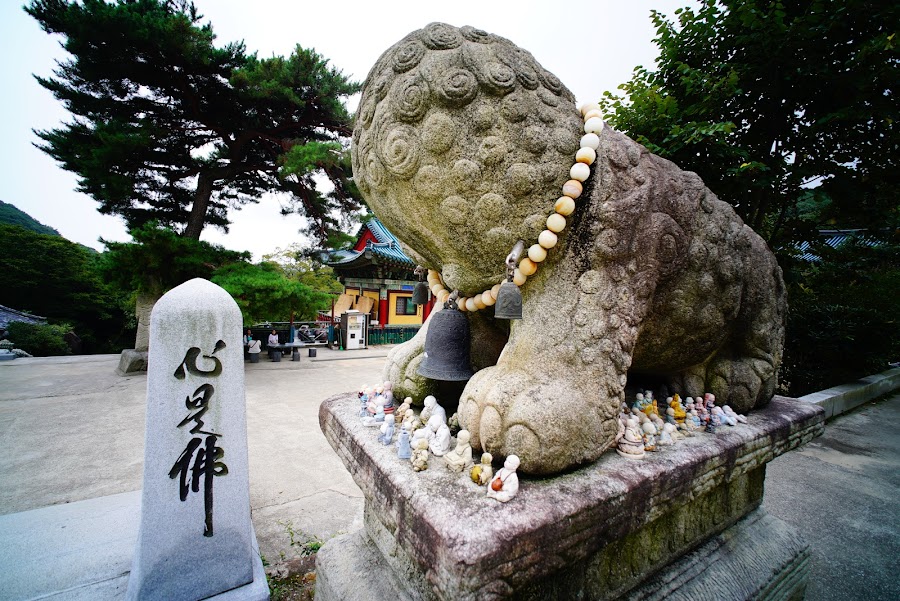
left=366, top=325, right=420, bottom=346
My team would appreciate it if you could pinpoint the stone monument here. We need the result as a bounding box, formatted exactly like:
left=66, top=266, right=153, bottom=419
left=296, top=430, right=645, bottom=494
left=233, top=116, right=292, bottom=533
left=354, top=23, right=786, bottom=475
left=316, top=23, right=824, bottom=600
left=126, top=278, right=267, bottom=601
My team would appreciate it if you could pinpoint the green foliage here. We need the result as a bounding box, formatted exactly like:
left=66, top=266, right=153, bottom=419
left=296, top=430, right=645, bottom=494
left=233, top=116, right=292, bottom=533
left=0, top=224, right=127, bottom=352
left=7, top=321, right=72, bottom=356
left=0, top=200, right=60, bottom=236
left=99, top=222, right=248, bottom=296
left=601, top=0, right=899, bottom=246
left=261, top=243, right=343, bottom=295
left=780, top=236, right=900, bottom=395
left=27, top=0, right=363, bottom=243
left=211, top=261, right=329, bottom=324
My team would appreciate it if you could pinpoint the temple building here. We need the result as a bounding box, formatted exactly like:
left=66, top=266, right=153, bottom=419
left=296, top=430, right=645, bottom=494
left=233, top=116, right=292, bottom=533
left=326, top=218, right=434, bottom=326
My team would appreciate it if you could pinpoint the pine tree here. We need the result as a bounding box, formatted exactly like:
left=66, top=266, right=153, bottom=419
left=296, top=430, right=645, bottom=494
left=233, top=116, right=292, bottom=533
left=27, top=0, right=362, bottom=243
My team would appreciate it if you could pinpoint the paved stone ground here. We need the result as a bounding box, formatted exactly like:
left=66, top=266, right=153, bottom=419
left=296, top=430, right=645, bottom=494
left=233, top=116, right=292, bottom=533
left=764, top=393, right=900, bottom=601
left=0, top=353, right=897, bottom=599
left=0, top=348, right=390, bottom=564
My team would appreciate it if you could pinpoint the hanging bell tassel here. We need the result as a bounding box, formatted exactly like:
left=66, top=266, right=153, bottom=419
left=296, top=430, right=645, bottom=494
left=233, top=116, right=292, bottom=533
left=417, top=291, right=475, bottom=381
left=493, top=241, right=524, bottom=320
left=411, top=265, right=429, bottom=305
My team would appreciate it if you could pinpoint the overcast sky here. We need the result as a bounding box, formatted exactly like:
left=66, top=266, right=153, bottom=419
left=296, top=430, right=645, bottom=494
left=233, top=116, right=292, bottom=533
left=0, top=0, right=692, bottom=260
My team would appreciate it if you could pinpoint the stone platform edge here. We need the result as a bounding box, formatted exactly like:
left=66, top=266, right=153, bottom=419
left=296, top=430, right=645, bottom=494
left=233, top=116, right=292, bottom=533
left=0, top=490, right=268, bottom=601
left=799, top=366, right=900, bottom=419
left=319, top=394, right=824, bottom=599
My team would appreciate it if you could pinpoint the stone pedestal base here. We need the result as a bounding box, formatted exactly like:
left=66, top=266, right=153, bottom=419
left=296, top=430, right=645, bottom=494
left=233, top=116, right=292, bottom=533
left=317, top=395, right=822, bottom=600
left=317, top=508, right=807, bottom=601
left=116, top=349, right=148, bottom=375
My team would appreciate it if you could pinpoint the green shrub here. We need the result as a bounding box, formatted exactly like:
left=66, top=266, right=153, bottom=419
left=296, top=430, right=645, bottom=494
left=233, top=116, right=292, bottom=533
left=7, top=322, right=72, bottom=356
left=779, top=237, right=900, bottom=396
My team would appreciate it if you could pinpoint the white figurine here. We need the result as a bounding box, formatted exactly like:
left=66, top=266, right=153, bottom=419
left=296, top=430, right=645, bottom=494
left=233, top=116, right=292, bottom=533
left=444, top=429, right=473, bottom=472
left=429, top=417, right=452, bottom=457
left=664, top=422, right=683, bottom=442
left=642, top=421, right=658, bottom=451
left=723, top=405, right=747, bottom=424
left=420, top=395, right=447, bottom=425
left=616, top=417, right=645, bottom=459
left=486, top=455, right=520, bottom=502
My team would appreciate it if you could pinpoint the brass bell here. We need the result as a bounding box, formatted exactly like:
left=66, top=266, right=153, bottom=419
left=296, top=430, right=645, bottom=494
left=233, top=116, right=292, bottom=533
left=411, top=266, right=429, bottom=305
left=417, top=291, right=474, bottom=381
left=493, top=241, right=524, bottom=320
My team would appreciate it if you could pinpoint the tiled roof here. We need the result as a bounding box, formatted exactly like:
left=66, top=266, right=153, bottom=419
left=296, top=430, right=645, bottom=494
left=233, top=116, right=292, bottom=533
left=796, top=229, right=878, bottom=262
left=0, top=305, right=46, bottom=330
left=327, top=218, right=415, bottom=270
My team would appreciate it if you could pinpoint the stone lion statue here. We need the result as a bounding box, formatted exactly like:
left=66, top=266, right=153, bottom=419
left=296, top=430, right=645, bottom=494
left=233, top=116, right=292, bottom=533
left=351, top=23, right=786, bottom=475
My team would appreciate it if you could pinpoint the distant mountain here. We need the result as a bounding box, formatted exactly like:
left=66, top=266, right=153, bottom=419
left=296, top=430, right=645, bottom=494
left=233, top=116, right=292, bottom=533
left=0, top=200, right=61, bottom=236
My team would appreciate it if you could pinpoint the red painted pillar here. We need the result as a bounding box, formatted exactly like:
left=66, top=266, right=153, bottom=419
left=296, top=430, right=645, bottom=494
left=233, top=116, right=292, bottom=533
left=379, top=298, right=389, bottom=325
left=422, top=296, right=435, bottom=322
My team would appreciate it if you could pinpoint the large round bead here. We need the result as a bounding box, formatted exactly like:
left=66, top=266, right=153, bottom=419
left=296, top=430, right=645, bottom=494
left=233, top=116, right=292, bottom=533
left=518, top=257, right=537, bottom=276
left=584, top=117, right=605, bottom=135
left=538, top=229, right=558, bottom=249
left=570, top=162, right=591, bottom=182
left=562, top=179, right=582, bottom=199
left=576, top=147, right=596, bottom=165
left=581, top=133, right=600, bottom=150
left=554, top=196, right=576, bottom=216
left=512, top=269, right=527, bottom=286
left=547, top=213, right=567, bottom=233
left=528, top=244, right=548, bottom=263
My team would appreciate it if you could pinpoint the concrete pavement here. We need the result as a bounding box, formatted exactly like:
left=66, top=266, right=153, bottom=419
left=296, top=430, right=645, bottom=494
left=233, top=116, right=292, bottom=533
left=1, top=351, right=898, bottom=600
left=0, top=347, right=391, bottom=564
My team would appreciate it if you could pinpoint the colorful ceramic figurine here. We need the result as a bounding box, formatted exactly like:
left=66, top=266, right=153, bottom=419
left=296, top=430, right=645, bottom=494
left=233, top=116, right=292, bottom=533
left=486, top=455, right=520, bottom=503
left=411, top=439, right=429, bottom=471
left=669, top=395, right=686, bottom=425
left=632, top=392, right=649, bottom=413
left=359, top=386, right=371, bottom=418
left=471, top=452, right=493, bottom=485
left=616, top=417, right=646, bottom=459
left=444, top=429, right=473, bottom=472
left=362, top=404, right=385, bottom=427
left=396, top=424, right=412, bottom=459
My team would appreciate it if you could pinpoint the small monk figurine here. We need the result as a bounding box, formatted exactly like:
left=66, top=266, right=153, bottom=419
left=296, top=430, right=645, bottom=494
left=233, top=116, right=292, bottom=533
left=430, top=418, right=452, bottom=457
left=642, top=421, right=658, bottom=451
left=395, top=397, right=412, bottom=425
left=486, top=455, right=520, bottom=503
left=632, top=392, right=649, bottom=413
left=723, top=405, right=747, bottom=424
left=470, top=452, right=493, bottom=485
left=616, top=417, right=645, bottom=459
left=396, top=424, right=412, bottom=459
left=444, top=429, right=473, bottom=472
left=380, top=416, right=395, bottom=445
left=420, top=395, right=447, bottom=425
left=411, top=438, right=429, bottom=471
left=669, top=395, right=686, bottom=425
